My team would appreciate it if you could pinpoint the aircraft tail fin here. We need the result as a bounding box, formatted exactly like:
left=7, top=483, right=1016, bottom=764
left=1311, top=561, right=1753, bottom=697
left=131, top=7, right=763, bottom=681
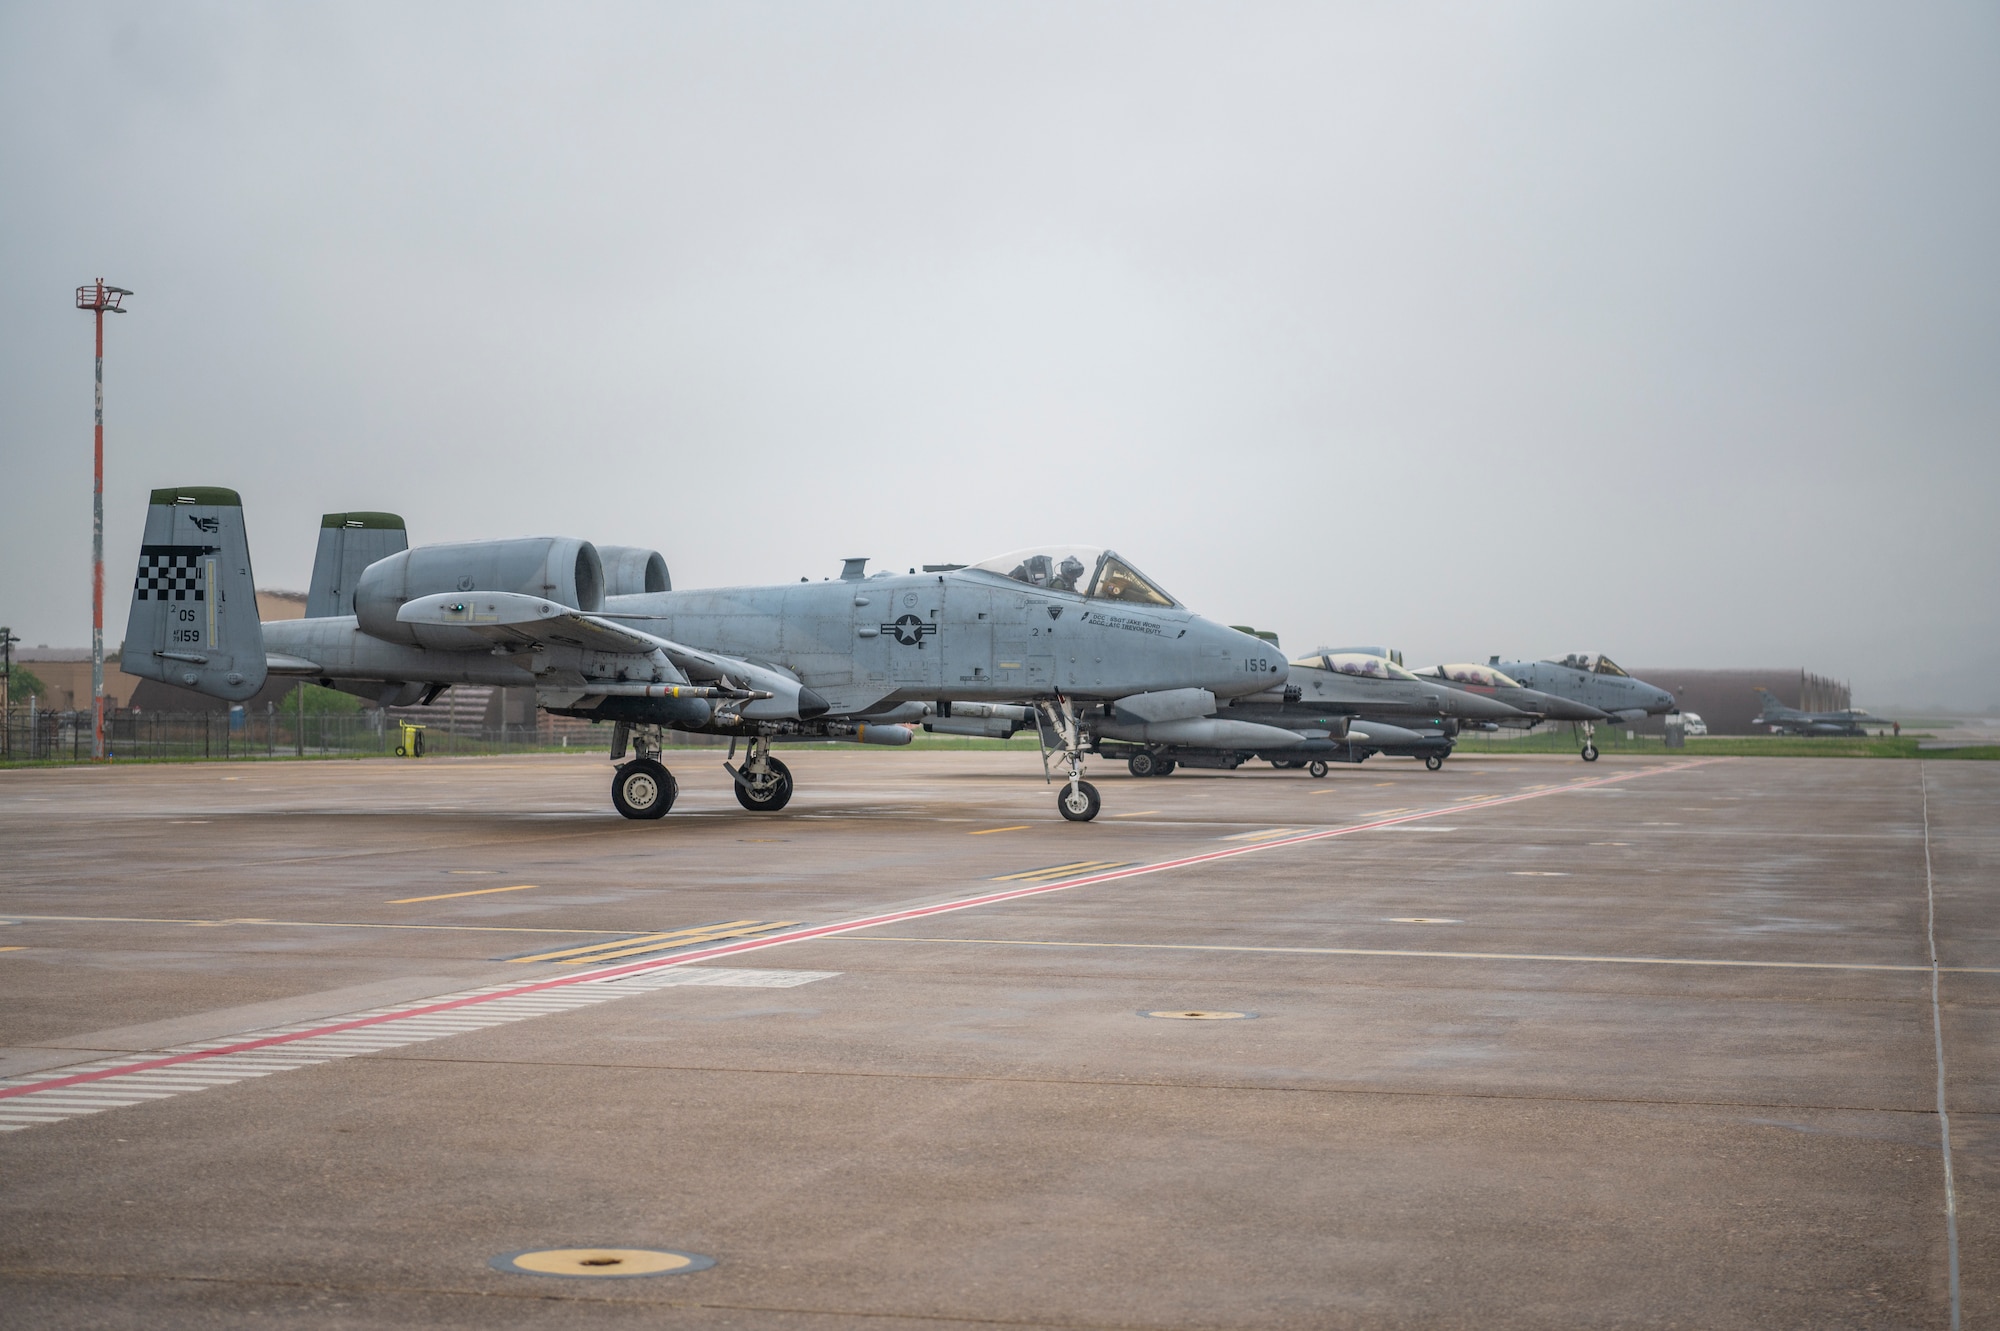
left=119, top=486, right=267, bottom=701
left=307, top=511, right=408, bottom=617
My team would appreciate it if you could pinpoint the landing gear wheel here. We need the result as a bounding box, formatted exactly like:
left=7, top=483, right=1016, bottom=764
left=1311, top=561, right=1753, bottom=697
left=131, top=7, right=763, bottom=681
left=1154, top=759, right=1176, bottom=776
left=612, top=759, right=677, bottom=820
left=1127, top=752, right=1158, bottom=778
left=1058, top=780, right=1102, bottom=822
left=1424, top=754, right=1445, bottom=771
left=1307, top=760, right=1329, bottom=778
left=734, top=756, right=794, bottom=812
left=1581, top=744, right=1599, bottom=762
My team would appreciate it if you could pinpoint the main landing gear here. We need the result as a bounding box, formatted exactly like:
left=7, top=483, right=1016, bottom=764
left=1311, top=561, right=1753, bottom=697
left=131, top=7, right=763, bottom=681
left=610, top=724, right=678, bottom=820
left=726, top=734, right=794, bottom=812
left=1039, top=696, right=1101, bottom=822
left=1126, top=751, right=1177, bottom=778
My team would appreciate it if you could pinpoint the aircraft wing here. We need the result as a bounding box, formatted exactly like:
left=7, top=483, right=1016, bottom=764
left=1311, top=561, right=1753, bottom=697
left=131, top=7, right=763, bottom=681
left=397, top=592, right=818, bottom=716
left=399, top=592, right=667, bottom=656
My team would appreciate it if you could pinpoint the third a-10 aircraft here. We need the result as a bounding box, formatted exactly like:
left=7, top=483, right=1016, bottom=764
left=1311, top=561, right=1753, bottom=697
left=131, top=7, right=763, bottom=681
left=1753, top=688, right=1891, bottom=737
left=119, top=490, right=1281, bottom=822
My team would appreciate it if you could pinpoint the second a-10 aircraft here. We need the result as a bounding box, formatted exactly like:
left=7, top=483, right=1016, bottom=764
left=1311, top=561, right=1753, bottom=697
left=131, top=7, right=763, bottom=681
left=119, top=489, right=1282, bottom=822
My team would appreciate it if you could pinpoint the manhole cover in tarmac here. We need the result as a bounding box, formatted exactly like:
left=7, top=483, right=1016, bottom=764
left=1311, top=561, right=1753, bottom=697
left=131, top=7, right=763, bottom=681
left=1141, top=1010, right=1257, bottom=1020
left=490, top=1248, right=715, bottom=1278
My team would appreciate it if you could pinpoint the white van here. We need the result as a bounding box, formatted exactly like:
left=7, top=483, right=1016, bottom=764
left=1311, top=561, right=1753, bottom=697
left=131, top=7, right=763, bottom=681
left=1681, top=712, right=1708, bottom=736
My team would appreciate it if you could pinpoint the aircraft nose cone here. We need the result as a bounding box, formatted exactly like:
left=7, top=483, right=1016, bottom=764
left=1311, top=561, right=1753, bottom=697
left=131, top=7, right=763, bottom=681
left=797, top=687, right=830, bottom=719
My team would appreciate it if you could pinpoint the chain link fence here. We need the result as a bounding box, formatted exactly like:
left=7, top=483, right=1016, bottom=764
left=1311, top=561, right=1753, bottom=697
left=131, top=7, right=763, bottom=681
left=0, top=708, right=734, bottom=764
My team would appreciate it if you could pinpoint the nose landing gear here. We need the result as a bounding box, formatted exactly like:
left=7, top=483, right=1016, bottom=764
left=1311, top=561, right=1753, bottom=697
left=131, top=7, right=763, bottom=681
left=1038, top=696, right=1102, bottom=822
left=1578, top=721, right=1600, bottom=761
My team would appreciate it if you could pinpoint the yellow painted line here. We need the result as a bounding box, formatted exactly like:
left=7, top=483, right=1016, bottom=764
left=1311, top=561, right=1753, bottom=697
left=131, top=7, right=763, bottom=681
left=1108, top=811, right=1161, bottom=818
left=992, top=861, right=1119, bottom=882
left=837, top=936, right=2000, bottom=975
left=551, top=922, right=801, bottom=965
left=0, top=946, right=25, bottom=953
left=1220, top=828, right=1312, bottom=843
left=970, top=825, right=1031, bottom=835
left=506, top=919, right=775, bottom=964
left=390, top=884, right=540, bottom=904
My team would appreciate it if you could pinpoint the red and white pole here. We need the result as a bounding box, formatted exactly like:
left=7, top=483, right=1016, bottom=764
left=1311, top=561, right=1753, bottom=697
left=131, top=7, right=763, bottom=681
left=91, top=283, right=105, bottom=761
left=76, top=279, right=129, bottom=762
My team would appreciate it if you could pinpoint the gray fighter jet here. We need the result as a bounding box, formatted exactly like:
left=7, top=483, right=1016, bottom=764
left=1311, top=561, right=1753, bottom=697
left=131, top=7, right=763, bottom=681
left=1490, top=654, right=1676, bottom=760
left=1753, top=688, right=1889, bottom=737
left=1040, top=648, right=1525, bottom=777
left=120, top=491, right=1279, bottom=821
left=1412, top=663, right=1612, bottom=728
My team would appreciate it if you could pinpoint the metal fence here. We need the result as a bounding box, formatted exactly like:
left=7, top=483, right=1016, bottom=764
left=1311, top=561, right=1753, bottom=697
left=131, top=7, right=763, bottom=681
left=0, top=709, right=731, bottom=764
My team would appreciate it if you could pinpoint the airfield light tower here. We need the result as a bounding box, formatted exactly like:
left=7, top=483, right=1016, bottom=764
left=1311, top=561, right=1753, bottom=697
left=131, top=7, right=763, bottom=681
left=75, top=279, right=131, bottom=761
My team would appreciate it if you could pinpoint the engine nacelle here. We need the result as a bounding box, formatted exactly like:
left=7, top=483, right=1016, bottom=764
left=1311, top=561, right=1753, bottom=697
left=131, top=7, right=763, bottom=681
left=599, top=545, right=670, bottom=596
left=354, top=537, right=604, bottom=647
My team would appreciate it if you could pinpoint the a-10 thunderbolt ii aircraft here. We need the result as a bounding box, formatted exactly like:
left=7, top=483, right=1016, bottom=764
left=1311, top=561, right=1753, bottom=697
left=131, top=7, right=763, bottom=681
left=1411, top=663, right=1613, bottom=731
left=1752, top=688, right=1891, bottom=737
left=927, top=646, right=1526, bottom=776
left=1488, top=653, right=1676, bottom=760
left=119, top=491, right=1281, bottom=821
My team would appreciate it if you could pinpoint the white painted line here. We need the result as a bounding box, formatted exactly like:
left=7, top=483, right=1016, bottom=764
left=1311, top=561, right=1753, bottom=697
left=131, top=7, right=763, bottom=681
left=0, top=968, right=842, bottom=1132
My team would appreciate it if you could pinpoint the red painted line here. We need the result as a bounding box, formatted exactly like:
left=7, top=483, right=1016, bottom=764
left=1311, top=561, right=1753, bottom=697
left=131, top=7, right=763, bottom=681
left=2, top=758, right=1718, bottom=1102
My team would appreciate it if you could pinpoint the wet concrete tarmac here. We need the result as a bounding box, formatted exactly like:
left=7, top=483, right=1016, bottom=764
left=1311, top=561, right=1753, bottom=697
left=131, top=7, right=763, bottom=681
left=0, top=749, right=1990, bottom=1328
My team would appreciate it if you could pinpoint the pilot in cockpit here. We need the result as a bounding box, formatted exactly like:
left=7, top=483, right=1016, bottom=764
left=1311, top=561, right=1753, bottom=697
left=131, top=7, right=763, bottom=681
left=1008, top=553, right=1089, bottom=593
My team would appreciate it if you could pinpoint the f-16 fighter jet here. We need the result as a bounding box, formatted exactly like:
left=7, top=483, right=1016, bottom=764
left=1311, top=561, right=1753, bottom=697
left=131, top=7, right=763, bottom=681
left=1489, top=653, right=1676, bottom=760
left=120, top=493, right=1279, bottom=821
left=1753, top=688, right=1890, bottom=737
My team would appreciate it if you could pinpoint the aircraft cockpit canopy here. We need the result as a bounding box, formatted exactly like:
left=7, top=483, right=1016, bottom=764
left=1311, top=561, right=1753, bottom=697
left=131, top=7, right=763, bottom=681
left=968, top=547, right=1179, bottom=607
left=1558, top=653, right=1629, bottom=676
left=1293, top=652, right=1423, bottom=682
left=1435, top=663, right=1524, bottom=688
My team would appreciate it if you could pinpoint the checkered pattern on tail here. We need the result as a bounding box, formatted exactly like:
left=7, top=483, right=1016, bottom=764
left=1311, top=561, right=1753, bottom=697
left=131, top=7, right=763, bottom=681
left=135, top=544, right=217, bottom=602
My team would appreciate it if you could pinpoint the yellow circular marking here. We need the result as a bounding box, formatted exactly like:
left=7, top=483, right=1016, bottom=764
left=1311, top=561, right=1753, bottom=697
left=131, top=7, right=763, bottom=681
left=1143, top=1009, right=1254, bottom=1020
left=494, top=1248, right=710, bottom=1278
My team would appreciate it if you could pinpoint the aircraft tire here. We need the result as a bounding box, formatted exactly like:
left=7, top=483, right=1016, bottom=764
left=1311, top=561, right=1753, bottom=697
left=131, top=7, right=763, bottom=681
left=612, top=759, right=677, bottom=820
left=1308, top=760, right=1329, bottom=778
left=1154, top=759, right=1176, bottom=776
left=1581, top=744, right=1599, bottom=762
left=1128, top=752, right=1158, bottom=778
left=1425, top=754, right=1444, bottom=771
left=734, top=757, right=794, bottom=812
left=1057, top=780, right=1102, bottom=822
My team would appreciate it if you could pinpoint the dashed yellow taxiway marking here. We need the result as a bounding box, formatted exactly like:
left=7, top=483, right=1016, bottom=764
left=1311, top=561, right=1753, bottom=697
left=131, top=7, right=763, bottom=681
left=505, top=920, right=801, bottom=965
left=993, top=860, right=1130, bottom=883
left=390, top=883, right=540, bottom=904
left=1218, top=827, right=1316, bottom=843
left=969, top=825, right=1031, bottom=835
left=1109, top=810, right=1161, bottom=817
left=0, top=946, right=25, bottom=953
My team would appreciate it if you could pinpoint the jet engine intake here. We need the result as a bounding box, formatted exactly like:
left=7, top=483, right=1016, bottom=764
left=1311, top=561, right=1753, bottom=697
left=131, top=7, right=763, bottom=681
left=598, top=546, right=670, bottom=596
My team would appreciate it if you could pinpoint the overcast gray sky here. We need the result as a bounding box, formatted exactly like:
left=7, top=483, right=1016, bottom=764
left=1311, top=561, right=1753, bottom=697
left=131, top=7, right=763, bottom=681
left=3, top=2, right=1996, bottom=707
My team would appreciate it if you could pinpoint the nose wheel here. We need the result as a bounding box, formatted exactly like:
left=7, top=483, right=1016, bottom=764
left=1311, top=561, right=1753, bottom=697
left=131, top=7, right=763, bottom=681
left=1307, top=759, right=1329, bottom=778
left=1424, top=754, right=1445, bottom=771
left=1059, top=780, right=1102, bottom=822
left=1578, top=720, right=1600, bottom=761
